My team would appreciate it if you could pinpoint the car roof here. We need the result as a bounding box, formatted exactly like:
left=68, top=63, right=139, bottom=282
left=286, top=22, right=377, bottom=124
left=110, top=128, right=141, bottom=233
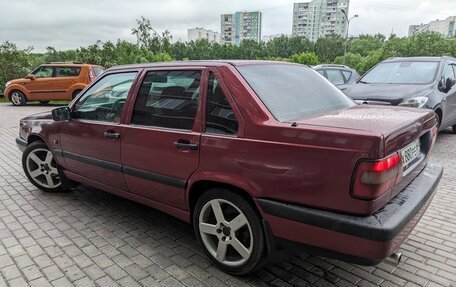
left=106, top=60, right=304, bottom=71
left=313, top=64, right=352, bottom=70
left=41, top=63, right=101, bottom=67
left=383, top=56, right=456, bottom=63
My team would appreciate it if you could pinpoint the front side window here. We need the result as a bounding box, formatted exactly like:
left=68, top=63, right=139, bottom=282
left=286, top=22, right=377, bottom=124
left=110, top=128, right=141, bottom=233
left=443, top=63, right=455, bottom=81
left=55, top=67, right=81, bottom=77
left=206, top=72, right=238, bottom=135
left=34, top=66, right=53, bottom=78
left=131, top=70, right=201, bottom=130
left=361, top=61, right=439, bottom=84
left=73, top=72, right=137, bottom=123
left=237, top=64, right=354, bottom=122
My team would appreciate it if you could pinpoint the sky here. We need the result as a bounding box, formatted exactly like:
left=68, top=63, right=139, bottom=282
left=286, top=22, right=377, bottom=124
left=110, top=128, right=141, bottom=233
left=0, top=0, right=455, bottom=52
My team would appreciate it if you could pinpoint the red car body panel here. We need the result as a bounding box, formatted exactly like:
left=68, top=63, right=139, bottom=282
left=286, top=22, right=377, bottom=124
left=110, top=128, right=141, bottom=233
left=16, top=61, right=442, bottom=265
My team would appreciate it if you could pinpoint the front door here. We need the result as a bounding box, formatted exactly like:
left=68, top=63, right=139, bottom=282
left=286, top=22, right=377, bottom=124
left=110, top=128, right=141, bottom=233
left=121, top=68, right=203, bottom=209
left=27, top=66, right=54, bottom=100
left=440, top=62, right=456, bottom=127
left=59, top=71, right=138, bottom=190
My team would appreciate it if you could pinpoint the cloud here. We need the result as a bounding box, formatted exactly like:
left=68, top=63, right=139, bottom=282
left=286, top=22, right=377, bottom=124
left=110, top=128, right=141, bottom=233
left=0, top=0, right=454, bottom=52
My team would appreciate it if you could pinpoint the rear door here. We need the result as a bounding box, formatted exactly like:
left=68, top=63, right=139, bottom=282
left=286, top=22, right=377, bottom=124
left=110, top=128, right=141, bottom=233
left=60, top=71, right=139, bottom=190
left=52, top=66, right=82, bottom=99
left=121, top=67, right=203, bottom=209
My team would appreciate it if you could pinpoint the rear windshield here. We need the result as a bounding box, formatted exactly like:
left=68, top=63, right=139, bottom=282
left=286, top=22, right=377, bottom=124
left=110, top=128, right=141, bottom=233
left=92, top=67, right=105, bottom=77
left=237, top=64, right=354, bottom=122
left=361, top=61, right=439, bottom=84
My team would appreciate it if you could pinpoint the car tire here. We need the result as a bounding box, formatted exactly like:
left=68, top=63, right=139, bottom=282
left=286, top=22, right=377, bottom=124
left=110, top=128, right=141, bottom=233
left=193, top=188, right=265, bottom=275
left=39, top=101, right=50, bottom=105
left=10, top=90, right=27, bottom=106
left=72, top=89, right=83, bottom=100
left=22, top=141, right=74, bottom=192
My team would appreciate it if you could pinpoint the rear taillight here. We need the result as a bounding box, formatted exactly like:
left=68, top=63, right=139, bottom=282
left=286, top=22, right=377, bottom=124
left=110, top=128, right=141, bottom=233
left=352, top=152, right=402, bottom=200
left=88, top=69, right=96, bottom=82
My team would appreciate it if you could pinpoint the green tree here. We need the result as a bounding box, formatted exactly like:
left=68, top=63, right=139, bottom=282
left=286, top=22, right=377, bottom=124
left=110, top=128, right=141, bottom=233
left=315, top=34, right=344, bottom=63
left=289, top=52, right=319, bottom=65
left=0, top=42, right=34, bottom=93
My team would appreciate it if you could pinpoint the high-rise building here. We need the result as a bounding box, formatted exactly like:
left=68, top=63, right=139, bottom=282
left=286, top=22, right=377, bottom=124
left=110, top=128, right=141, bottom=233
left=221, top=11, right=262, bottom=45
left=292, top=0, right=350, bottom=41
left=409, top=16, right=456, bottom=38
left=187, top=28, right=220, bottom=43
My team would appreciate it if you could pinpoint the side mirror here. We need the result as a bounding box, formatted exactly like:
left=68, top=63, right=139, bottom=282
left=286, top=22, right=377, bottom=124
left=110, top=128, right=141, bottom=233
left=445, top=77, right=456, bottom=93
left=25, top=74, right=36, bottom=80
left=52, top=107, right=71, bottom=121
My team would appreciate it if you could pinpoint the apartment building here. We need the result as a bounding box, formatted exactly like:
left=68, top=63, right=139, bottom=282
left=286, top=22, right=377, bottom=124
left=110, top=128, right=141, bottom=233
left=409, top=16, right=456, bottom=38
left=292, top=0, right=350, bottom=41
left=221, top=11, right=262, bottom=45
left=187, top=28, right=220, bottom=43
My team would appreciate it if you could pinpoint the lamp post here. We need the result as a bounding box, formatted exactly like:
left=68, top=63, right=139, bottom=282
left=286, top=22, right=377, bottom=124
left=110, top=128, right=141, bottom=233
left=341, top=9, right=359, bottom=63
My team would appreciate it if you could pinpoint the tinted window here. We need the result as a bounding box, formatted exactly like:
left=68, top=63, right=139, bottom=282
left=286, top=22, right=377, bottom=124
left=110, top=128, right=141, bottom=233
left=361, top=61, right=439, bottom=84
left=326, top=70, right=345, bottom=85
left=131, top=70, right=201, bottom=130
left=316, top=70, right=325, bottom=76
left=34, top=66, right=53, bottom=78
left=73, top=72, right=137, bottom=123
left=237, top=64, right=354, bottom=122
left=55, top=67, right=81, bottom=77
left=206, top=72, right=238, bottom=135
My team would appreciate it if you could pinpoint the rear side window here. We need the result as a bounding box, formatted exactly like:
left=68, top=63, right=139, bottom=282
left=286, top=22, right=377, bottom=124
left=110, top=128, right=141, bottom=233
left=131, top=70, right=201, bottom=130
left=326, top=70, right=345, bottom=85
left=206, top=72, right=238, bottom=135
left=237, top=64, right=354, bottom=122
left=342, top=70, right=352, bottom=81
left=55, top=67, right=81, bottom=77
left=92, top=67, right=105, bottom=77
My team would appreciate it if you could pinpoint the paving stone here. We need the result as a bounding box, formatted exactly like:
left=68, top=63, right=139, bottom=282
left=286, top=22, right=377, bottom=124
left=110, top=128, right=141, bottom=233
left=1, top=104, right=456, bottom=287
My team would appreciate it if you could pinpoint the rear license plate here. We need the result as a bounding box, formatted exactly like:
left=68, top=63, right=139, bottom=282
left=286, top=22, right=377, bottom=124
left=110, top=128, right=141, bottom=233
left=399, top=139, right=421, bottom=171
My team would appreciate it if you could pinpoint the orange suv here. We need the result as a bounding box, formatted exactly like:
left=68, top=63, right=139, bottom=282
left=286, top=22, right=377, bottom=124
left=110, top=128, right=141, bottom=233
left=4, top=63, right=104, bottom=105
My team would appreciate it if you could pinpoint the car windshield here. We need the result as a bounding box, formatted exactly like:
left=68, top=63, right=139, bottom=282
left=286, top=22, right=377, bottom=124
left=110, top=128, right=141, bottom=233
left=237, top=64, right=355, bottom=122
left=360, top=61, right=439, bottom=84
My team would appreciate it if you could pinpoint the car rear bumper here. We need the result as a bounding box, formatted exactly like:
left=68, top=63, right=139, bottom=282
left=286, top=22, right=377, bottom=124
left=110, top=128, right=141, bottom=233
left=258, top=163, right=443, bottom=265
left=16, top=136, right=27, bottom=152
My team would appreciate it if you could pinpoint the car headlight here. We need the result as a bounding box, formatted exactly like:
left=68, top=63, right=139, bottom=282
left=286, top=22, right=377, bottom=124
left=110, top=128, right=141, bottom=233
left=398, top=96, right=428, bottom=108
left=5, top=81, right=11, bottom=88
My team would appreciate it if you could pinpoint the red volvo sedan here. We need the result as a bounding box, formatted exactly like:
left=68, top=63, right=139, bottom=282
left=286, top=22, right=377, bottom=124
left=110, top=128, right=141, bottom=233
left=16, top=61, right=442, bottom=275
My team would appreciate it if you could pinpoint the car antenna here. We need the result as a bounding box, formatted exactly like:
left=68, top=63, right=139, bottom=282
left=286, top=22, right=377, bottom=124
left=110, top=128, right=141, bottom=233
left=291, top=122, right=298, bottom=127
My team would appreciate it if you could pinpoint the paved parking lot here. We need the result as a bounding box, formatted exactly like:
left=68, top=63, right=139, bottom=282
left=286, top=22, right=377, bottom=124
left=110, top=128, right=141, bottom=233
left=0, top=103, right=455, bottom=287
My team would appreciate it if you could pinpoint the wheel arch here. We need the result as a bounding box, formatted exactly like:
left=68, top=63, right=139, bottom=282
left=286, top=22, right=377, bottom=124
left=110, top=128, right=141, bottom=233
left=27, top=134, right=46, bottom=146
left=7, top=87, right=29, bottom=101
left=434, top=105, right=443, bottom=128
left=187, top=178, right=262, bottom=219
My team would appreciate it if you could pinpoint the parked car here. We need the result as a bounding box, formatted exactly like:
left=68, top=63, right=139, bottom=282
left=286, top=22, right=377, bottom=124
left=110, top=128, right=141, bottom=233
left=16, top=61, right=442, bottom=275
left=313, top=64, right=360, bottom=91
left=3, top=62, right=104, bottom=106
left=344, top=56, right=456, bottom=132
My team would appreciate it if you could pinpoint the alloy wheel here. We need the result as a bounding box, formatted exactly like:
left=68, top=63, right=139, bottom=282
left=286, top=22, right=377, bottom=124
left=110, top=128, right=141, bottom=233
left=198, top=199, right=253, bottom=267
left=11, top=92, right=22, bottom=105
left=25, top=148, right=61, bottom=189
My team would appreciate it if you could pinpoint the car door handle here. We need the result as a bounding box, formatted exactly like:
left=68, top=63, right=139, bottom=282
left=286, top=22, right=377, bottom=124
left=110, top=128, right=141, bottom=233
left=104, top=130, right=120, bottom=139
left=173, top=140, right=198, bottom=150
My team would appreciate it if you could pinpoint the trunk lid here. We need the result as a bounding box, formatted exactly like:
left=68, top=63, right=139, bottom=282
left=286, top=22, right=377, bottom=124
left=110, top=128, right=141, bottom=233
left=289, top=105, right=437, bottom=157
